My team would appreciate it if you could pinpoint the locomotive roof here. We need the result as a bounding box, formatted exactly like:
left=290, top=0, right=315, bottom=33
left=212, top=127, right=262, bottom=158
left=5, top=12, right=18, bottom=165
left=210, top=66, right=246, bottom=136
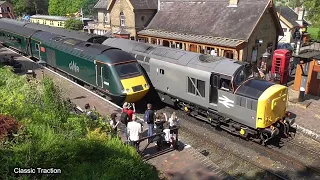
left=24, top=23, right=108, bottom=42
left=0, top=20, right=39, bottom=38
left=0, top=18, right=28, bottom=26
left=103, top=38, right=243, bottom=76
left=0, top=18, right=109, bottom=43
left=32, top=31, right=119, bottom=62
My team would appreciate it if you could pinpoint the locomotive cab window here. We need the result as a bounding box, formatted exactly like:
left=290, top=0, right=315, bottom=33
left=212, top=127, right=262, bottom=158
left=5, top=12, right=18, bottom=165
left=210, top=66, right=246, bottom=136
left=159, top=69, right=164, bottom=75
left=220, top=78, right=231, bottom=91
left=35, top=44, right=39, bottom=51
left=115, top=62, right=141, bottom=79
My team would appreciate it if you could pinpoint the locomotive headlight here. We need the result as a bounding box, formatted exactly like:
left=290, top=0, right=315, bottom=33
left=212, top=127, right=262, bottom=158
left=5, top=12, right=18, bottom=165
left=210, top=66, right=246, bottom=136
left=126, top=89, right=131, bottom=93
left=144, top=84, right=149, bottom=89
left=121, top=90, right=127, bottom=94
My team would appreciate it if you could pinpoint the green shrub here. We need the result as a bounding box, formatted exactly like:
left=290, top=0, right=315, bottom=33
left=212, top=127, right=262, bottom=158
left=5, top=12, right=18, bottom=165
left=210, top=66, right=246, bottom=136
left=308, top=27, right=320, bottom=41
left=0, top=66, right=159, bottom=180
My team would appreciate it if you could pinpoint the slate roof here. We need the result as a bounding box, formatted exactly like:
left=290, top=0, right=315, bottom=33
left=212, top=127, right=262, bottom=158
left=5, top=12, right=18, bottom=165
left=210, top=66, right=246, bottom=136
left=276, top=6, right=309, bottom=27
left=31, top=15, right=69, bottom=21
left=129, top=0, right=158, bottom=10
left=94, top=0, right=109, bottom=9
left=139, top=29, right=244, bottom=48
left=0, top=1, right=7, bottom=5
left=140, top=0, right=274, bottom=43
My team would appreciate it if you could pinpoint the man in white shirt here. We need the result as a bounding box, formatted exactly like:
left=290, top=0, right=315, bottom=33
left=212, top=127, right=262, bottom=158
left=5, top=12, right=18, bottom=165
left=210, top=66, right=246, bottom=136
left=127, top=114, right=142, bottom=150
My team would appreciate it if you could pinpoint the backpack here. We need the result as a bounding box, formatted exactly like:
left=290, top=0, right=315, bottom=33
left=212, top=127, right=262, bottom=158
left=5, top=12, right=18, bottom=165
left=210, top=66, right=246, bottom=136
left=144, top=110, right=151, bottom=123
left=120, top=112, right=129, bottom=125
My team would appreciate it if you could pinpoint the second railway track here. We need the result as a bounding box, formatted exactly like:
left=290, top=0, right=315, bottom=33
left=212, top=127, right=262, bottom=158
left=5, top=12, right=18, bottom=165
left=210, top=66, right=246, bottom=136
left=161, top=107, right=320, bottom=180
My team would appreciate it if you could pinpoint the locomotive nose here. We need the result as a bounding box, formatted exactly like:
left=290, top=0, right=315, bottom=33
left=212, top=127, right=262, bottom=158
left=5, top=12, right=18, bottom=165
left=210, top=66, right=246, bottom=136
left=256, top=84, right=288, bottom=128
left=120, top=75, right=150, bottom=103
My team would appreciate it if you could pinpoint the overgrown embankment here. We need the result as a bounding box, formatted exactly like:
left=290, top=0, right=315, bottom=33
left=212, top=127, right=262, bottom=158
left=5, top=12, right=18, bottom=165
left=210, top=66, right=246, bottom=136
left=0, top=66, right=159, bottom=180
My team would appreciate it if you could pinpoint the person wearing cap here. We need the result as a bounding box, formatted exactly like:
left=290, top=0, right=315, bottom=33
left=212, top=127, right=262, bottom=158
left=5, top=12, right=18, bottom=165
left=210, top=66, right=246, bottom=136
left=126, top=103, right=135, bottom=121
left=110, top=112, right=120, bottom=136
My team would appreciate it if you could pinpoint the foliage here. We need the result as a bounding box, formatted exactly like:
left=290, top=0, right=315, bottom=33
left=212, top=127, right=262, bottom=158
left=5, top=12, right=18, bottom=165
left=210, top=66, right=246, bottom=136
left=7, top=0, right=49, bottom=16
left=274, top=0, right=302, bottom=8
left=48, top=0, right=97, bottom=17
left=0, top=66, right=159, bottom=180
left=304, top=0, right=320, bottom=27
left=64, top=18, right=84, bottom=31
left=308, top=27, right=320, bottom=40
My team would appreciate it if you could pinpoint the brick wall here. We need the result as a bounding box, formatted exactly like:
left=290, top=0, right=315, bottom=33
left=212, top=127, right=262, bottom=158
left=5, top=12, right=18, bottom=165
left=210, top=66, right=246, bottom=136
left=134, top=10, right=157, bottom=33
left=242, top=8, right=278, bottom=62
left=110, top=0, right=136, bottom=37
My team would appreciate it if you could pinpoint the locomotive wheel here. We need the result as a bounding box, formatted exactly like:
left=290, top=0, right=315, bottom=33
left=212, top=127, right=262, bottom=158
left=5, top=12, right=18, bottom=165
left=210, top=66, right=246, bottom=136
left=260, top=132, right=270, bottom=146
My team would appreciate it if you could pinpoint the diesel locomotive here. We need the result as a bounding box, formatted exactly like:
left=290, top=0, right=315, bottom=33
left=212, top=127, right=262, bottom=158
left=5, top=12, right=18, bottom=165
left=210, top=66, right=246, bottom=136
left=0, top=20, right=150, bottom=104
left=102, top=38, right=295, bottom=144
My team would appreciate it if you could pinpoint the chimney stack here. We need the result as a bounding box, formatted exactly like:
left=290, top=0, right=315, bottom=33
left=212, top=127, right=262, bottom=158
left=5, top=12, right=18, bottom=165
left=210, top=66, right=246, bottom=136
left=228, top=0, right=239, bottom=7
left=296, top=7, right=305, bottom=26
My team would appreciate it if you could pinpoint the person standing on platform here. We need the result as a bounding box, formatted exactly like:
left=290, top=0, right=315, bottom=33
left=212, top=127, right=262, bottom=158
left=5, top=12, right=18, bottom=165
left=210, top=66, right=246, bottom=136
left=144, top=103, right=155, bottom=142
left=127, top=114, right=142, bottom=151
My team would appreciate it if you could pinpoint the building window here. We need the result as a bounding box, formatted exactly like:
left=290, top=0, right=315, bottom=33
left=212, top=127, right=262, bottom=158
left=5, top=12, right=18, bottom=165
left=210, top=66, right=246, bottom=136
left=6, top=7, right=10, bottom=13
left=58, top=22, right=62, bottom=26
left=37, top=20, right=39, bottom=24
left=187, top=77, right=205, bottom=98
left=104, top=13, right=108, bottom=23
left=141, top=16, right=145, bottom=21
left=120, top=12, right=125, bottom=27
left=50, top=21, right=53, bottom=25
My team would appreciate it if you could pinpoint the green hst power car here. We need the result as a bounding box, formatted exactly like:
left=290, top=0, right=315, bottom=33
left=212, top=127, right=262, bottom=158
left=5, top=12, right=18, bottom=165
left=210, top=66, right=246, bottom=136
left=0, top=20, right=150, bottom=104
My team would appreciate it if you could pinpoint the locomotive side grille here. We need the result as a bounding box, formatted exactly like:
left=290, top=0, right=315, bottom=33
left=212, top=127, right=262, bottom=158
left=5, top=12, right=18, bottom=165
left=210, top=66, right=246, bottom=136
left=132, top=85, right=143, bottom=92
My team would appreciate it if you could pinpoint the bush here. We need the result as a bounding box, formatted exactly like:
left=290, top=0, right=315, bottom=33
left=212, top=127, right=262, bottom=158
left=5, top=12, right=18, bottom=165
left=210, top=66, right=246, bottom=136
left=308, top=27, right=320, bottom=41
left=64, top=18, right=84, bottom=31
left=0, top=66, right=159, bottom=180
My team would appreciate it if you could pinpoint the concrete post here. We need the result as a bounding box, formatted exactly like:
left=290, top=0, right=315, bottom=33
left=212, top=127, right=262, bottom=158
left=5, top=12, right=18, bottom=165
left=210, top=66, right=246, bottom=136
left=296, top=8, right=309, bottom=102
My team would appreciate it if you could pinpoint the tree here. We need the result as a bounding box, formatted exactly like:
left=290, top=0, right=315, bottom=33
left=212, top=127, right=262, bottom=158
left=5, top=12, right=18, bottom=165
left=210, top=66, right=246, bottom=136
left=304, top=0, right=320, bottom=27
left=48, top=0, right=97, bottom=17
left=7, top=0, right=49, bottom=16
left=64, top=18, right=84, bottom=31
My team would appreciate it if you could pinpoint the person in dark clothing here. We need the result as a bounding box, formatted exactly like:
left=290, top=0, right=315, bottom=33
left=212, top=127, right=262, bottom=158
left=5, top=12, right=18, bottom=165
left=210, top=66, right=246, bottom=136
left=110, top=113, right=119, bottom=137
left=144, top=103, right=155, bottom=142
left=155, top=112, right=168, bottom=133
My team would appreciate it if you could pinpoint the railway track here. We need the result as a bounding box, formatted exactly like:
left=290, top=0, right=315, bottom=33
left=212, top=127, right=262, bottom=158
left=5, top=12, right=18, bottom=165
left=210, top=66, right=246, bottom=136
left=179, top=125, right=288, bottom=180
left=161, top=107, right=320, bottom=180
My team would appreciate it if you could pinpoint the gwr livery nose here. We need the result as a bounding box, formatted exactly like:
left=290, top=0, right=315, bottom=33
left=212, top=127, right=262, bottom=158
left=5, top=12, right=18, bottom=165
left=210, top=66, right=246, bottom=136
left=120, top=75, right=150, bottom=102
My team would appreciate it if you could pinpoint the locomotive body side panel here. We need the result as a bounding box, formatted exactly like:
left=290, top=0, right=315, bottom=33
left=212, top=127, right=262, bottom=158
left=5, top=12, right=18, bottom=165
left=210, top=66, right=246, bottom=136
left=149, top=58, right=211, bottom=108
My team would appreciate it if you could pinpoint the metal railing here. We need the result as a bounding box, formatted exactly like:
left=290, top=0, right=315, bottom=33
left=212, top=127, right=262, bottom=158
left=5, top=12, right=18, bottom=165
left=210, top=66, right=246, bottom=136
left=129, top=127, right=180, bottom=160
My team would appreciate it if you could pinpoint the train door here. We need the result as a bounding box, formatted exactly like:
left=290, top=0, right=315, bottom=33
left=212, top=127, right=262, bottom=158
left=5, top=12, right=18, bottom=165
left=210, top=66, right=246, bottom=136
left=94, top=60, right=104, bottom=89
left=25, top=38, right=31, bottom=55
left=209, top=73, right=219, bottom=106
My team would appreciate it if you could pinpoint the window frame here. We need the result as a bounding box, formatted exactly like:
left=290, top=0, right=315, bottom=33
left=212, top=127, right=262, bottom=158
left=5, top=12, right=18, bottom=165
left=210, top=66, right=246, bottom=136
left=35, top=43, right=40, bottom=51
left=187, top=76, right=206, bottom=98
left=120, top=12, right=125, bottom=27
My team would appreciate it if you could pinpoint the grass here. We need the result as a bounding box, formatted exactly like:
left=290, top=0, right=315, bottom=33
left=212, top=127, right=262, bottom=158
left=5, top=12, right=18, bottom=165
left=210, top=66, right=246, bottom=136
left=0, top=66, right=159, bottom=180
left=308, top=27, right=320, bottom=41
